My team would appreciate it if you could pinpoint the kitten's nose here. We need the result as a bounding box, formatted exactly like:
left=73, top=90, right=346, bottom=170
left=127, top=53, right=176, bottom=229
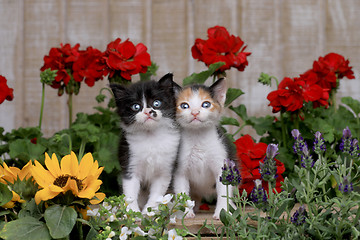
left=144, top=108, right=157, bottom=117
left=191, top=110, right=200, bottom=117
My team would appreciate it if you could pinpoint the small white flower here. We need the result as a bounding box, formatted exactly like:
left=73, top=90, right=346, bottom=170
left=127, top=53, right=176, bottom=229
left=119, top=226, right=132, bottom=240
left=185, top=200, right=195, bottom=210
left=132, top=226, right=147, bottom=236
left=102, top=202, right=112, bottom=211
left=86, top=207, right=99, bottom=217
left=108, top=214, right=116, bottom=222
left=108, top=231, right=115, bottom=238
left=145, top=209, right=156, bottom=217
left=156, top=194, right=173, bottom=205
left=147, top=228, right=156, bottom=238
left=168, top=229, right=182, bottom=240
left=254, top=179, right=262, bottom=188
left=125, top=197, right=134, bottom=205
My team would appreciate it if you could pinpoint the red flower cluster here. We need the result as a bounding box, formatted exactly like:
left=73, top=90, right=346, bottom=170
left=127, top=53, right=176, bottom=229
left=0, top=75, right=14, bottom=104
left=267, top=53, right=354, bottom=113
left=235, top=134, right=285, bottom=195
left=191, top=26, right=251, bottom=73
left=41, top=39, right=152, bottom=95
left=103, top=38, right=151, bottom=81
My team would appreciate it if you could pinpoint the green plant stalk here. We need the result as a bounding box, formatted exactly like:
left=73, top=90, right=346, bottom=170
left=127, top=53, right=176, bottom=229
left=38, top=83, right=46, bottom=129
left=68, top=92, right=73, bottom=127
left=78, top=139, right=86, bottom=161
left=280, top=112, right=287, bottom=147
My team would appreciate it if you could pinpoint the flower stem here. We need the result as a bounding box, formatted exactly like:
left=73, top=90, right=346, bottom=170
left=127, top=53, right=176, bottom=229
left=78, top=139, right=86, bottom=162
left=68, top=92, right=73, bottom=127
left=280, top=112, right=287, bottom=147
left=38, top=83, right=46, bottom=129
left=226, top=185, right=230, bottom=213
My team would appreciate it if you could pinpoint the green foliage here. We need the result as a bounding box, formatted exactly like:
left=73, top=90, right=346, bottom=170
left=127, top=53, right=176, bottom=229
left=0, top=216, right=51, bottom=240
left=44, top=205, right=77, bottom=239
left=182, top=62, right=225, bottom=86
left=0, top=183, right=12, bottom=206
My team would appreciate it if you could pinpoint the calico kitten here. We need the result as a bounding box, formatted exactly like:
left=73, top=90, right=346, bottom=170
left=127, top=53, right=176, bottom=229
left=110, top=73, right=180, bottom=213
left=173, top=78, right=236, bottom=219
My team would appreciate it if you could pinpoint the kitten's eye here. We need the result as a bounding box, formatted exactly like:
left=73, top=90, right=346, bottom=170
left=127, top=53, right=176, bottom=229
left=180, top=103, right=189, bottom=109
left=153, top=100, right=162, bottom=108
left=202, top=101, right=211, bottom=108
left=131, top=103, right=141, bottom=111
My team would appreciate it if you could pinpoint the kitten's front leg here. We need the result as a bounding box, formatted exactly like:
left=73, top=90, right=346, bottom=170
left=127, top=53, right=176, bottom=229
left=142, top=175, right=171, bottom=214
left=173, top=174, right=195, bottom=218
left=122, top=177, right=141, bottom=212
left=213, top=177, right=233, bottom=220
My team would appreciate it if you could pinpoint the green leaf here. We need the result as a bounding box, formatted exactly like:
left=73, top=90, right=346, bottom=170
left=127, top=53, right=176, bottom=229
left=225, top=88, right=244, bottom=107
left=0, top=183, right=12, bottom=206
left=44, top=205, right=77, bottom=239
left=8, top=139, right=46, bottom=162
left=93, top=132, right=120, bottom=173
left=220, top=116, right=240, bottom=126
left=219, top=208, right=231, bottom=226
left=182, top=62, right=225, bottom=86
left=341, top=96, right=360, bottom=116
left=0, top=216, right=51, bottom=240
left=229, top=104, right=248, bottom=121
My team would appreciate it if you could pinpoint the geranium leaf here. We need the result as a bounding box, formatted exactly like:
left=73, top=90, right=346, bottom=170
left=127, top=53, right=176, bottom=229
left=341, top=97, right=360, bottom=116
left=44, top=205, right=77, bottom=239
left=182, top=62, right=225, bottom=86
left=8, top=139, right=46, bottom=163
left=0, top=216, right=51, bottom=240
left=220, top=116, right=240, bottom=126
left=225, top=88, right=244, bottom=107
left=229, top=104, right=248, bottom=121
left=0, top=183, right=13, bottom=206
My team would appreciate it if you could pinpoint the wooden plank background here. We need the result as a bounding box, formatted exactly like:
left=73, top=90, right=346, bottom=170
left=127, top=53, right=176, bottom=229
left=0, top=0, right=359, bottom=137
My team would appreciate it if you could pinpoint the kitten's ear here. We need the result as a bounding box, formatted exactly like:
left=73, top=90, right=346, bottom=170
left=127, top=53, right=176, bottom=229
left=158, top=72, right=182, bottom=96
left=109, top=83, right=127, bottom=99
left=210, top=78, right=227, bottom=106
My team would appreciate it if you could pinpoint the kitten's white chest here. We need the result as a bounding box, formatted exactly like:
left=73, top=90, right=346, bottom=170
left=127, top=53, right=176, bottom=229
left=127, top=127, right=180, bottom=181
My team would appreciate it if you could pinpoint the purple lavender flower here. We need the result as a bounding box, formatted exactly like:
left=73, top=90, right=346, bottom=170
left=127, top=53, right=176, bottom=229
left=250, top=179, right=268, bottom=211
left=266, top=143, right=279, bottom=159
left=220, top=159, right=241, bottom=186
left=338, top=176, right=353, bottom=194
left=340, top=127, right=352, bottom=154
left=313, top=131, right=326, bottom=154
left=259, top=144, right=278, bottom=183
left=300, top=144, right=315, bottom=169
left=291, top=129, right=307, bottom=156
left=291, top=205, right=307, bottom=226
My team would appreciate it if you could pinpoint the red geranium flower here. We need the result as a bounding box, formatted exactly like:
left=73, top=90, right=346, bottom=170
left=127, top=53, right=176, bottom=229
left=73, top=47, right=106, bottom=87
left=235, top=135, right=285, bottom=195
left=312, top=52, right=354, bottom=89
left=267, top=77, right=304, bottom=113
left=103, top=38, right=151, bottom=81
left=191, top=26, right=251, bottom=72
left=297, top=71, right=329, bottom=108
left=0, top=75, right=14, bottom=104
left=41, top=43, right=80, bottom=89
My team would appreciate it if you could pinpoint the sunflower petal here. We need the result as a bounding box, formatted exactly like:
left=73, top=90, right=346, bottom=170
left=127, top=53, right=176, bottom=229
left=78, top=153, right=93, bottom=179
left=61, top=151, right=79, bottom=176
left=31, top=160, right=55, bottom=188
left=34, top=188, right=60, bottom=204
left=90, top=192, right=106, bottom=204
left=78, top=179, right=102, bottom=199
left=45, top=153, right=62, bottom=178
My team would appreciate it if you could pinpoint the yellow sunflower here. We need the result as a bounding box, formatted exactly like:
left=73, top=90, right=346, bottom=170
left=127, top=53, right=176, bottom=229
left=0, top=161, right=31, bottom=208
left=31, top=151, right=105, bottom=205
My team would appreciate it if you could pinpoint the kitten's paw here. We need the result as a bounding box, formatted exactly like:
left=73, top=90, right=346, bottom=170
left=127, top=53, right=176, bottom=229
left=212, top=213, right=220, bottom=220
left=127, top=203, right=141, bottom=213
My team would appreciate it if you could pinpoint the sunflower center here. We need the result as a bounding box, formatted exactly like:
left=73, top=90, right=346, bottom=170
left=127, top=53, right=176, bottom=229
left=53, top=174, right=84, bottom=190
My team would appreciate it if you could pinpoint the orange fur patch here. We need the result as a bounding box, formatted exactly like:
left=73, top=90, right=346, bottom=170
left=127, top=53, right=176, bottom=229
left=176, top=87, right=222, bottom=113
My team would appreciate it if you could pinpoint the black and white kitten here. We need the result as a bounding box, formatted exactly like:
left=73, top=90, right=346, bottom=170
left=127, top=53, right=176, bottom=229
left=110, top=73, right=180, bottom=213
left=173, top=78, right=235, bottom=219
